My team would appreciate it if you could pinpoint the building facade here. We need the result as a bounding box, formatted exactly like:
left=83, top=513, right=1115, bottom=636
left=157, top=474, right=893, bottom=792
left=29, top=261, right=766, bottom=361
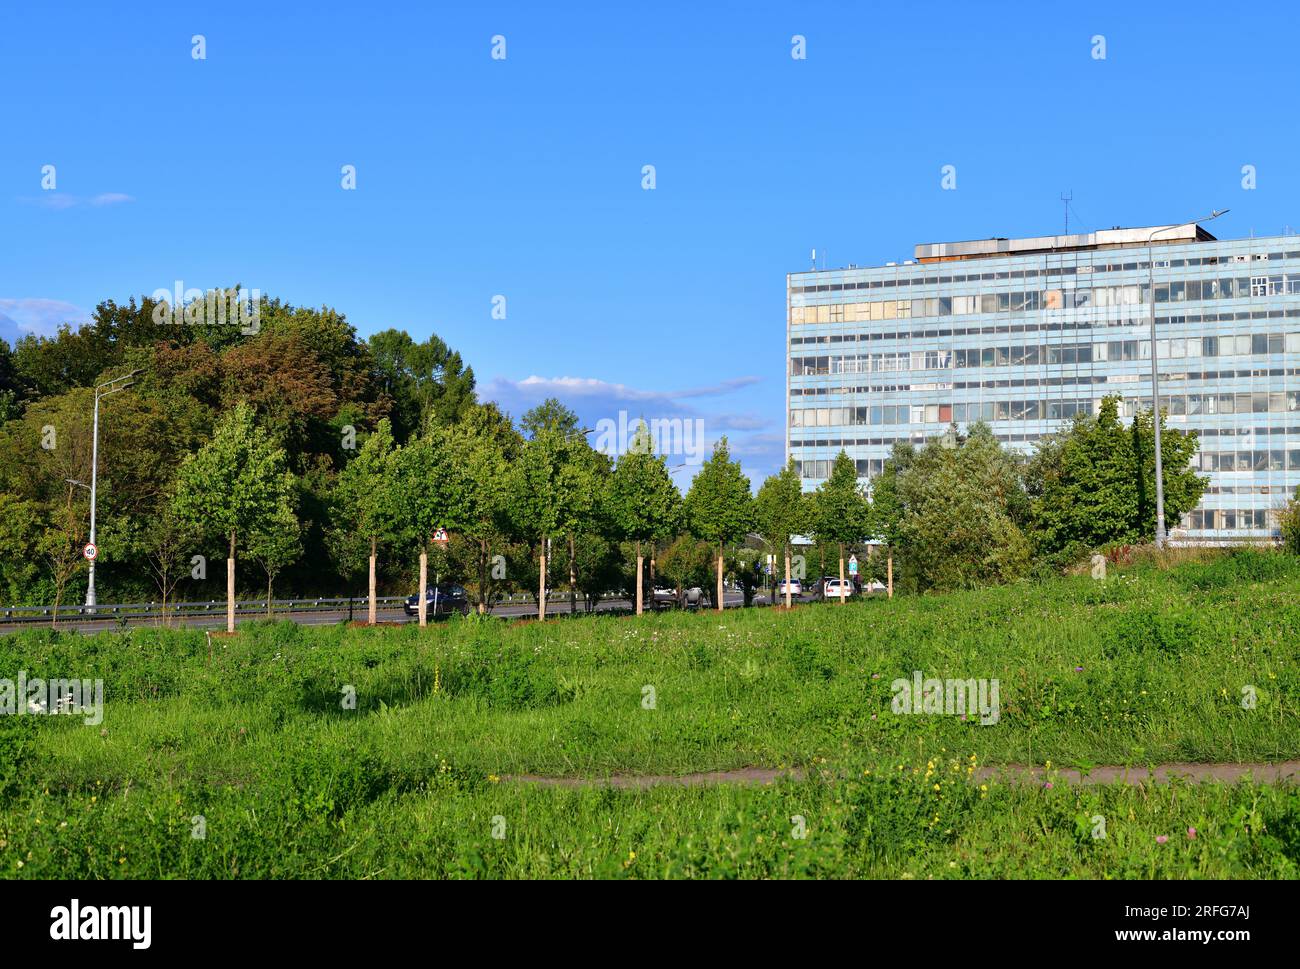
left=786, top=226, right=1300, bottom=543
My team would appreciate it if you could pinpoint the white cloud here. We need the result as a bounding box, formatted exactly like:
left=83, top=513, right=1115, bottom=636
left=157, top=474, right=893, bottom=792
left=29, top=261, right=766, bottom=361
left=17, top=192, right=134, bottom=209
left=0, top=298, right=91, bottom=340
left=482, top=373, right=783, bottom=489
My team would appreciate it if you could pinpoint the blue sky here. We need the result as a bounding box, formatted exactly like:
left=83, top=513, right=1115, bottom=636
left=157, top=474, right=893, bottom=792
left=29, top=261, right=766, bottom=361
left=3, top=0, right=1299, bottom=485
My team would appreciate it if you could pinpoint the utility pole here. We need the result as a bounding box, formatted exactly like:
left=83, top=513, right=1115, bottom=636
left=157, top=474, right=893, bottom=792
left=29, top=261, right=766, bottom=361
left=1145, top=212, right=1226, bottom=548
left=85, top=370, right=140, bottom=612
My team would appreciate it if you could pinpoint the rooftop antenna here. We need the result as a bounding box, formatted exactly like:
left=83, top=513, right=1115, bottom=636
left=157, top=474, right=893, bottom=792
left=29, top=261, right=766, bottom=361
left=1060, top=190, right=1073, bottom=234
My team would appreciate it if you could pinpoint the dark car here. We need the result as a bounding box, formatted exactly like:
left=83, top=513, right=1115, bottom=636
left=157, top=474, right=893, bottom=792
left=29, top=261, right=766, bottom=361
left=404, top=583, right=471, bottom=618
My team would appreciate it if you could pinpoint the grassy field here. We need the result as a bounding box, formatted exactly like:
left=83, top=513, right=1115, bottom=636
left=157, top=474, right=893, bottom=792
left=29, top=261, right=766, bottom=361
left=2, top=549, right=1298, bottom=878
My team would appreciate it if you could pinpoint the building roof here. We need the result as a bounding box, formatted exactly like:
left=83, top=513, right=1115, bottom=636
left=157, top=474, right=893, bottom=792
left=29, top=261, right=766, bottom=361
left=914, top=224, right=1218, bottom=263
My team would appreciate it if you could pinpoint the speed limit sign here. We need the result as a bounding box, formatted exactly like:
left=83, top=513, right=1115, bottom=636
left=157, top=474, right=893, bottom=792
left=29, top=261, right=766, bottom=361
left=83, top=543, right=98, bottom=561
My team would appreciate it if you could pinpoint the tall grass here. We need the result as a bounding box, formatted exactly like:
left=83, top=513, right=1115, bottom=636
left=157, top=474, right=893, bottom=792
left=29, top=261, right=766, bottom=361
left=1, top=548, right=1297, bottom=878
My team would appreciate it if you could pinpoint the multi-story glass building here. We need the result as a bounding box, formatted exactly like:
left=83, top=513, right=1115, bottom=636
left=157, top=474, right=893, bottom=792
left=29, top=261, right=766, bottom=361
left=787, top=225, right=1300, bottom=543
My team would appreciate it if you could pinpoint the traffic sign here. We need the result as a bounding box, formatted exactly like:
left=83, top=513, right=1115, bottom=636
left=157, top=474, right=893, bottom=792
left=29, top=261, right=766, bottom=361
left=83, top=543, right=98, bottom=561
left=433, top=528, right=449, bottom=545
left=848, top=555, right=858, bottom=576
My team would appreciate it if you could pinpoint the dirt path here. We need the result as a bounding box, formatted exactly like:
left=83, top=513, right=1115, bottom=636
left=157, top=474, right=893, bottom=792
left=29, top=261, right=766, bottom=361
left=504, top=760, right=1300, bottom=789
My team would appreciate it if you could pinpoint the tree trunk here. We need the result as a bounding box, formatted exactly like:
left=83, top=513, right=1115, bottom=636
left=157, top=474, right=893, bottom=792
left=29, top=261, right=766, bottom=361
left=368, top=536, right=377, bottom=625
left=418, top=550, right=428, bottom=627
left=887, top=554, right=893, bottom=599
left=478, top=538, right=489, bottom=614
left=784, top=550, right=792, bottom=609
left=227, top=530, right=236, bottom=634
left=716, top=549, right=724, bottom=613
left=267, top=574, right=273, bottom=617
left=537, top=541, right=547, bottom=622
left=568, top=533, right=577, bottom=616
left=839, top=543, right=846, bottom=605
left=635, top=540, right=644, bottom=616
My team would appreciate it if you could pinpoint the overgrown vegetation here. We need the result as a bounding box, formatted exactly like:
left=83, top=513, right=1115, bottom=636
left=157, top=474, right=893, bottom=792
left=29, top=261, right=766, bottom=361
left=1, top=549, right=1296, bottom=878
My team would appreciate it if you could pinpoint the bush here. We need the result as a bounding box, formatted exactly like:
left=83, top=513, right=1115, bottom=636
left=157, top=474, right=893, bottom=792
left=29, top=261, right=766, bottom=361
left=1280, top=494, right=1300, bottom=555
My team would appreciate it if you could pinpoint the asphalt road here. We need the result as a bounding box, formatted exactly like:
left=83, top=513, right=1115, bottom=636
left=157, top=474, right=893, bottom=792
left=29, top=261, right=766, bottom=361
left=0, top=592, right=778, bottom=636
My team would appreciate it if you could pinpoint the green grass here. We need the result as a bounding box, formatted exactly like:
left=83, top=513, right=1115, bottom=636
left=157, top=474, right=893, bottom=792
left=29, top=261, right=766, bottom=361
left=2, top=548, right=1299, bottom=878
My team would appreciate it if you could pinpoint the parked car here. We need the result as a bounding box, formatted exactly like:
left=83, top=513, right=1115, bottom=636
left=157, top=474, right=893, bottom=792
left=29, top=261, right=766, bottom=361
left=684, top=586, right=707, bottom=609
left=776, top=578, right=802, bottom=598
left=820, top=577, right=855, bottom=599
left=651, top=587, right=678, bottom=610
left=404, top=583, right=471, bottom=618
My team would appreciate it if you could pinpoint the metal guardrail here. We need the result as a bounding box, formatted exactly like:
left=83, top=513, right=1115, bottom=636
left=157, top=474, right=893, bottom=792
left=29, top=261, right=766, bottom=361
left=0, top=590, right=628, bottom=623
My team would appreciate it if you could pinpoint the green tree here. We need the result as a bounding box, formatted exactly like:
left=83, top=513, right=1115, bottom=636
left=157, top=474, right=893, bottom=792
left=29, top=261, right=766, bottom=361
left=682, top=437, right=753, bottom=612
left=607, top=421, right=681, bottom=614
left=173, top=402, right=298, bottom=632
left=247, top=501, right=302, bottom=616
left=0, top=494, right=46, bottom=604
left=1279, top=486, right=1300, bottom=554
left=39, top=487, right=87, bottom=626
left=754, top=458, right=809, bottom=608
left=140, top=501, right=201, bottom=625
left=519, top=398, right=580, bottom=440
left=894, top=423, right=1031, bottom=593
left=444, top=403, right=522, bottom=613
left=809, top=451, right=873, bottom=604
left=394, top=427, right=472, bottom=626
left=656, top=535, right=712, bottom=605
left=368, top=329, right=476, bottom=440
left=1026, top=395, right=1206, bottom=558
left=509, top=428, right=595, bottom=621
left=330, top=418, right=403, bottom=623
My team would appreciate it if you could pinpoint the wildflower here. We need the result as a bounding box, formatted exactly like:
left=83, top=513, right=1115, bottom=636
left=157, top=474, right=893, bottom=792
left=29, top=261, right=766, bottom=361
left=1187, top=827, right=1196, bottom=839
left=1074, top=666, right=1084, bottom=672
left=1043, top=782, right=1053, bottom=790
left=1155, top=835, right=1169, bottom=844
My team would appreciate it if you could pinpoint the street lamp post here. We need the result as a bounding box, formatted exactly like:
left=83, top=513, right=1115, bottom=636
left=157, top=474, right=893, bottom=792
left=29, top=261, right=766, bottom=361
left=85, top=370, right=140, bottom=612
left=1145, top=212, right=1227, bottom=548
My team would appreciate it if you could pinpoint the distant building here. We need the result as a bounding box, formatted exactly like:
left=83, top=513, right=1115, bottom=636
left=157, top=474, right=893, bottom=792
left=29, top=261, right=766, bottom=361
left=787, top=225, right=1300, bottom=544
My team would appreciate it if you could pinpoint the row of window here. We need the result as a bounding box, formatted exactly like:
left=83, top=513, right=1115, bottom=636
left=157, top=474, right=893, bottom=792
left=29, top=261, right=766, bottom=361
left=789, top=332, right=1300, bottom=376
left=789, top=391, right=1300, bottom=429
left=1182, top=508, right=1277, bottom=530
left=792, top=370, right=1300, bottom=398
left=788, top=250, right=1300, bottom=294
left=1195, top=450, right=1300, bottom=472
left=796, top=458, right=883, bottom=480
left=790, top=276, right=1300, bottom=325
left=1168, top=392, right=1300, bottom=416
left=789, top=308, right=1300, bottom=347
left=790, top=398, right=1098, bottom=428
